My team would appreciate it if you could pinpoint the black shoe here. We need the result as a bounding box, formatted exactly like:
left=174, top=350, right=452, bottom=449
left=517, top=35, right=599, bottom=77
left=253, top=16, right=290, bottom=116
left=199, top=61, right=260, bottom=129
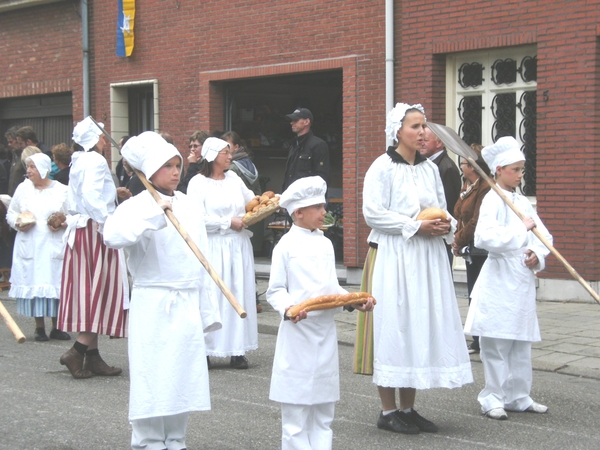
left=49, top=328, right=71, bottom=340
left=376, top=410, right=420, bottom=434
left=408, top=409, right=438, bottom=432
left=207, top=356, right=212, bottom=369
left=34, top=328, right=49, bottom=342
left=468, top=342, right=480, bottom=354
left=230, top=355, right=249, bottom=369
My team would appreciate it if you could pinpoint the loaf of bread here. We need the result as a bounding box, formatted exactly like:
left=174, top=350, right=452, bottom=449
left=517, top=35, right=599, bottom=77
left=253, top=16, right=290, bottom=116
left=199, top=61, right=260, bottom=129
left=286, top=292, right=375, bottom=318
left=16, top=211, right=36, bottom=226
left=243, top=192, right=280, bottom=226
left=416, top=207, right=448, bottom=221
left=47, top=212, right=67, bottom=228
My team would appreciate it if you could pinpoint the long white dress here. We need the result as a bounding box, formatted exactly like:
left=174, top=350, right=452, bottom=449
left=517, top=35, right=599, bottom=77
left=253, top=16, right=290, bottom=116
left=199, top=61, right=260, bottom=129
left=464, top=187, right=552, bottom=341
left=187, top=171, right=258, bottom=357
left=267, top=225, right=347, bottom=405
left=7, top=179, right=68, bottom=301
left=363, top=148, right=473, bottom=389
left=103, top=190, right=219, bottom=420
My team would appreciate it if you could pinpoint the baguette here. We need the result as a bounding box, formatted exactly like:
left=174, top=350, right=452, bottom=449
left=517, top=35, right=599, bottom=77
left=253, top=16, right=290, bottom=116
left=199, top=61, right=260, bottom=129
left=286, top=292, right=375, bottom=318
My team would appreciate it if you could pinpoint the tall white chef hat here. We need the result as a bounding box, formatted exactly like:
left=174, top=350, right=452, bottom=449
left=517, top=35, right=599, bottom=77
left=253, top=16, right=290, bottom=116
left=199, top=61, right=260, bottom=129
left=121, top=131, right=182, bottom=180
left=72, top=117, right=104, bottom=152
left=385, top=102, right=426, bottom=142
left=482, top=136, right=525, bottom=173
left=279, top=176, right=327, bottom=216
left=201, top=137, right=229, bottom=163
left=26, top=152, right=52, bottom=179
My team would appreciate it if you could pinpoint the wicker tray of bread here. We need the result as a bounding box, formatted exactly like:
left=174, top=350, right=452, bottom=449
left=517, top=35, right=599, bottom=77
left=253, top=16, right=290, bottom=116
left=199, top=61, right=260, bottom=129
left=242, top=191, right=280, bottom=226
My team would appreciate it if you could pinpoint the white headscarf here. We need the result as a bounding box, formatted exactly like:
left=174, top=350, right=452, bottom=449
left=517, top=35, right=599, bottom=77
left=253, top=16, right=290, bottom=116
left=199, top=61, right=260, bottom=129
left=201, top=137, right=229, bottom=163
left=121, top=131, right=182, bottom=180
left=482, top=136, right=525, bottom=172
left=279, top=176, right=327, bottom=216
left=385, top=102, right=426, bottom=142
left=72, top=117, right=104, bottom=152
left=27, top=153, right=52, bottom=179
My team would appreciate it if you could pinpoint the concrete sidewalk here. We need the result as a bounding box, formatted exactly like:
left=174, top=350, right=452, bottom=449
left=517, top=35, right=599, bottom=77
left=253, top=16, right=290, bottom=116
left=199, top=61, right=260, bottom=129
left=255, top=276, right=600, bottom=381
left=2, top=274, right=599, bottom=381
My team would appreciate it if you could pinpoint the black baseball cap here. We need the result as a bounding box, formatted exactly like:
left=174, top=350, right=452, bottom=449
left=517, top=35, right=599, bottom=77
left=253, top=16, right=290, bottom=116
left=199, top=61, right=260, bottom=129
left=286, top=108, right=313, bottom=121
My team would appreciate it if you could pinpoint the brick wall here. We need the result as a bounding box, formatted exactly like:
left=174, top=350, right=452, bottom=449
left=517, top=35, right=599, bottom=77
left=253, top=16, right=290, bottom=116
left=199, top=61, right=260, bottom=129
left=398, top=1, right=600, bottom=281
left=0, top=3, right=82, bottom=109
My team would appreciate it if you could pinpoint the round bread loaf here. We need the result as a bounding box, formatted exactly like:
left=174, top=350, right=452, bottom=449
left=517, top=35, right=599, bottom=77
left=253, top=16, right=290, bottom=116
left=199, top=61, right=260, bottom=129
left=416, top=207, right=447, bottom=221
left=16, top=211, right=36, bottom=226
left=47, top=212, right=67, bottom=228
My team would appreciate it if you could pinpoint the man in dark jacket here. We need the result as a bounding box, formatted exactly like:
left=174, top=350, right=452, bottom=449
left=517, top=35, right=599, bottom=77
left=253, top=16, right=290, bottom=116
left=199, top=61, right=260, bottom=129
left=282, top=108, right=330, bottom=191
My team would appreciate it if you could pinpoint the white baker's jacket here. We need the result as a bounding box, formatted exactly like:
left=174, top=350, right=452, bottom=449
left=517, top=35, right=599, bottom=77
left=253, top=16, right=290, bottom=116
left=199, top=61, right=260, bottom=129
left=267, top=225, right=346, bottom=405
left=103, top=190, right=220, bottom=420
left=464, top=187, right=552, bottom=342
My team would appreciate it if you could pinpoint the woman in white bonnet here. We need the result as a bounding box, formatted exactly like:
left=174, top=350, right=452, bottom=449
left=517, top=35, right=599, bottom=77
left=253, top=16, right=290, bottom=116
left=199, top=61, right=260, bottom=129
left=57, top=117, right=127, bottom=379
left=360, top=103, right=472, bottom=434
left=187, top=137, right=259, bottom=369
left=6, top=152, right=71, bottom=342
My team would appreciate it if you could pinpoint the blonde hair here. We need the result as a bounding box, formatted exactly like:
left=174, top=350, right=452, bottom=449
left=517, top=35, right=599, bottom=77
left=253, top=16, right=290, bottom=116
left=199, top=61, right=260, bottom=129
left=21, top=146, right=41, bottom=168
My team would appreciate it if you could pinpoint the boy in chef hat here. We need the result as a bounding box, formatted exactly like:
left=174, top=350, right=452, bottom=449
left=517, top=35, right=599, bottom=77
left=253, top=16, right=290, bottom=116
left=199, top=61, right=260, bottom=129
left=104, top=131, right=220, bottom=450
left=464, top=136, right=553, bottom=421
left=266, top=176, right=374, bottom=449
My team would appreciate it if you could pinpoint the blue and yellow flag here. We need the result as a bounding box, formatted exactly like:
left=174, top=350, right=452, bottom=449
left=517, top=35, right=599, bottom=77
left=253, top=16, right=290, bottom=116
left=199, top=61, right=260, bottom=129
left=116, top=0, right=135, bottom=57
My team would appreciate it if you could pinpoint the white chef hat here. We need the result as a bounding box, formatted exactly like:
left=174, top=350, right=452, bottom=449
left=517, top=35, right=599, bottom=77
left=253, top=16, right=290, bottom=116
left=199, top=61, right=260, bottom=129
left=26, top=153, right=52, bottom=179
left=121, top=131, right=182, bottom=180
left=482, top=136, right=525, bottom=172
left=385, top=102, right=426, bottom=142
left=72, top=117, right=104, bottom=152
left=279, top=176, right=327, bottom=216
left=201, top=137, right=229, bottom=163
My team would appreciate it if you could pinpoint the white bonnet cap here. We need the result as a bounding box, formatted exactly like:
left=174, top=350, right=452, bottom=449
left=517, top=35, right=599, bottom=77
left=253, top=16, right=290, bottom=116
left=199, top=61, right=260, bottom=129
left=201, top=137, right=229, bottom=163
left=279, top=176, right=327, bottom=216
left=121, top=131, right=182, bottom=180
left=385, top=102, right=426, bottom=142
left=27, top=153, right=52, bottom=179
left=482, top=136, right=525, bottom=172
left=72, top=117, right=104, bottom=152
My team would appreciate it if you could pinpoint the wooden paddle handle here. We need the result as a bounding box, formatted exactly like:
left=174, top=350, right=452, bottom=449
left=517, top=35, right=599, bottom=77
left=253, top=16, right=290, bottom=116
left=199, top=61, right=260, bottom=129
left=468, top=156, right=600, bottom=305
left=0, top=301, right=26, bottom=343
left=134, top=169, right=248, bottom=319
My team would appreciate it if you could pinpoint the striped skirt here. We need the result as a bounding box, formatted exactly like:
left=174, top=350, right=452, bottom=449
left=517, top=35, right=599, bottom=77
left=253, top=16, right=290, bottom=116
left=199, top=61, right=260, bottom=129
left=352, top=246, right=377, bottom=375
left=58, top=220, right=127, bottom=337
left=17, top=297, right=59, bottom=318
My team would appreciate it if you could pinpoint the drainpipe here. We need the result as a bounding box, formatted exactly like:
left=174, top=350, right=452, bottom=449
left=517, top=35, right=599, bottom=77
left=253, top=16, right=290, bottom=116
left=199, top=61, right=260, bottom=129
left=385, top=0, right=394, bottom=146
left=82, top=0, right=90, bottom=117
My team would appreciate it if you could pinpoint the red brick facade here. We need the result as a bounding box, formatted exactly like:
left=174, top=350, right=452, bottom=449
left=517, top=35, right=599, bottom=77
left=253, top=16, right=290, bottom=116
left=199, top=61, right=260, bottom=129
left=2, top=1, right=600, bottom=291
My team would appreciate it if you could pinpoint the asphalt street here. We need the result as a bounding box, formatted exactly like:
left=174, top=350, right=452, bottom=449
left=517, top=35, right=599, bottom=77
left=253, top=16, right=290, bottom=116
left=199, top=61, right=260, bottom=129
left=1, top=288, right=600, bottom=449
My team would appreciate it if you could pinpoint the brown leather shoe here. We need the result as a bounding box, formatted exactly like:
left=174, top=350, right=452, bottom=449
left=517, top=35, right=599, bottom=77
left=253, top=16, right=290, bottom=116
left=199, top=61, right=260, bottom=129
left=83, top=354, right=122, bottom=376
left=59, top=347, right=93, bottom=379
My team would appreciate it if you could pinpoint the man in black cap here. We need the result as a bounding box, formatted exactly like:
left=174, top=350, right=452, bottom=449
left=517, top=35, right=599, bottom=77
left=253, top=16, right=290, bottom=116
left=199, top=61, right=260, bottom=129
left=282, top=108, right=330, bottom=191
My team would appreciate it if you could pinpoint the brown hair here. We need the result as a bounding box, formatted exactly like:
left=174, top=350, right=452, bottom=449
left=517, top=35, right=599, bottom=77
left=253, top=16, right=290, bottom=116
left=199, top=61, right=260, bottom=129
left=52, top=143, right=73, bottom=166
left=464, top=143, right=491, bottom=177
left=189, top=130, right=209, bottom=144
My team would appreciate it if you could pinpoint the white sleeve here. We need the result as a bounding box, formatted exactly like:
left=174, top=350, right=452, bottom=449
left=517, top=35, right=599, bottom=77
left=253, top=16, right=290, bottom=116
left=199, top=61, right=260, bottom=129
left=266, top=241, right=294, bottom=318
left=81, top=157, right=112, bottom=224
left=103, top=195, right=167, bottom=249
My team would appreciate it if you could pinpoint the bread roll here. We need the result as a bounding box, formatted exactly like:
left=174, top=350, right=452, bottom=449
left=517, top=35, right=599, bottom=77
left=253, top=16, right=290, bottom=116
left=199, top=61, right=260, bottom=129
left=16, top=211, right=36, bottom=226
left=417, top=207, right=447, bottom=221
left=245, top=198, right=260, bottom=212
left=286, top=292, right=375, bottom=318
left=263, top=191, right=275, bottom=199
left=47, top=212, right=67, bottom=228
